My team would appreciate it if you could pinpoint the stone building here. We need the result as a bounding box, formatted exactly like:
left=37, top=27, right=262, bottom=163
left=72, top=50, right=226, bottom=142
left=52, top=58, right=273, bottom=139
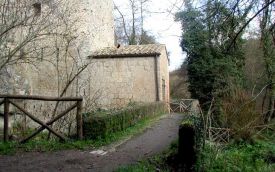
left=0, top=0, right=170, bottom=110
left=19, top=0, right=115, bottom=96
left=89, top=44, right=170, bottom=108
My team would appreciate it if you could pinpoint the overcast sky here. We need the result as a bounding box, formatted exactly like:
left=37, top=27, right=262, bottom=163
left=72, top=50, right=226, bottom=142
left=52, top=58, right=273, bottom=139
left=113, top=0, right=186, bottom=71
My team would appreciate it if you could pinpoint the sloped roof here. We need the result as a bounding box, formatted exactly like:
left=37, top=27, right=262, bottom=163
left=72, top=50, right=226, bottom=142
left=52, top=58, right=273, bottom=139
left=89, top=44, right=166, bottom=58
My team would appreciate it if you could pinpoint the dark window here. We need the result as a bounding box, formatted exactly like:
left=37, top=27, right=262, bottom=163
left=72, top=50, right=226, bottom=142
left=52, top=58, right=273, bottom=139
left=40, top=48, right=44, bottom=61
left=33, top=3, right=41, bottom=16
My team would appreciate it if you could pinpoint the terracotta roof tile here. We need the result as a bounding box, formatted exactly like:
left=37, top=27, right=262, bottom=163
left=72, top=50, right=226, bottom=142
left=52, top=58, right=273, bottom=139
left=89, top=44, right=166, bottom=58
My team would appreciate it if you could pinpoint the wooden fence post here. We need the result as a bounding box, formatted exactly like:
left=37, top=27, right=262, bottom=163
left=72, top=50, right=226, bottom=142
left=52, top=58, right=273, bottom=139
left=4, top=98, right=10, bottom=142
left=76, top=100, right=83, bottom=140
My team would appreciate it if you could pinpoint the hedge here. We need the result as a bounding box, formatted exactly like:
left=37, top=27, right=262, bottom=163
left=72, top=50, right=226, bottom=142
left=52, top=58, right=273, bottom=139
left=83, top=102, right=168, bottom=139
left=178, top=115, right=204, bottom=171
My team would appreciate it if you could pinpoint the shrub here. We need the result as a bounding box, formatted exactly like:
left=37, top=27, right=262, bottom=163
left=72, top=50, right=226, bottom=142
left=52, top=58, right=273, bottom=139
left=83, top=102, right=168, bottom=139
left=221, top=88, right=264, bottom=141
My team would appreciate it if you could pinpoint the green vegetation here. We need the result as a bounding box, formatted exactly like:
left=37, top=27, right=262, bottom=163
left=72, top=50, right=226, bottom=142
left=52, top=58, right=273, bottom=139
left=175, top=0, right=247, bottom=112
left=199, top=136, right=275, bottom=172
left=0, top=109, right=167, bottom=155
left=175, top=0, right=275, bottom=123
left=172, top=1, right=275, bottom=170
left=180, top=115, right=204, bottom=155
left=83, top=102, right=167, bottom=139
left=178, top=115, right=204, bottom=171
left=116, top=160, right=167, bottom=172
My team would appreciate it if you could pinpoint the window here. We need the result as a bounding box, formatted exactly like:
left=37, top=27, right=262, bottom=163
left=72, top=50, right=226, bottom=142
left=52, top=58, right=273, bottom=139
left=33, top=2, right=41, bottom=16
left=40, top=48, right=44, bottom=61
left=19, top=49, right=25, bottom=59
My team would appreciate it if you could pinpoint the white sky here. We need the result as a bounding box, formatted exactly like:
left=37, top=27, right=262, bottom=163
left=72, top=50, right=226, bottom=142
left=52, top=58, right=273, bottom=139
left=113, top=0, right=186, bottom=71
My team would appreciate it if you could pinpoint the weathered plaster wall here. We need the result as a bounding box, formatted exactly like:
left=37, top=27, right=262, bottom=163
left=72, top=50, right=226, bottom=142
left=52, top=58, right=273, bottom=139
left=0, top=0, right=115, bottom=96
left=65, top=0, right=115, bottom=56
left=0, top=0, right=171, bottom=135
left=87, top=57, right=157, bottom=108
left=0, top=0, right=170, bottom=112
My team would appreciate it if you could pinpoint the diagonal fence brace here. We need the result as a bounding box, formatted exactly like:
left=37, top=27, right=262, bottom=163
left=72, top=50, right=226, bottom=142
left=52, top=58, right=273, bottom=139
left=20, top=102, right=78, bottom=143
left=9, top=100, right=67, bottom=142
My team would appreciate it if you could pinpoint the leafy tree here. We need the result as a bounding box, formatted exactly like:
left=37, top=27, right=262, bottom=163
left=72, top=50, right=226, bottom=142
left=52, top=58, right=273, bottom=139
left=176, top=1, right=247, bottom=114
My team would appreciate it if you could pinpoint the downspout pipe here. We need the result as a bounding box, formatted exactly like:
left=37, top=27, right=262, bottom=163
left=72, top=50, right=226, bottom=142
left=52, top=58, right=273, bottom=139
left=154, top=55, right=160, bottom=101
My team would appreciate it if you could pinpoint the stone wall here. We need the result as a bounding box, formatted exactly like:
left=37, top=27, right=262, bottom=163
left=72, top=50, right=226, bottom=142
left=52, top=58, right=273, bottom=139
left=0, top=0, right=171, bottom=137
left=0, top=0, right=170, bottom=112
left=0, top=0, right=115, bottom=96
left=85, top=49, right=170, bottom=109
left=86, top=57, right=157, bottom=108
left=0, top=0, right=116, bottom=134
left=61, top=0, right=115, bottom=56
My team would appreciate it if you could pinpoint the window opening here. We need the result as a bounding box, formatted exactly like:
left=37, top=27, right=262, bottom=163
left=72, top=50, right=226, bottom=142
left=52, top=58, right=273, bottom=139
left=33, top=3, right=41, bottom=16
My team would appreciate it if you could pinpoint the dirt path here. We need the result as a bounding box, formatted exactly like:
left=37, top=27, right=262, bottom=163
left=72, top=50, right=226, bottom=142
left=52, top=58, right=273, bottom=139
left=0, top=113, right=184, bottom=172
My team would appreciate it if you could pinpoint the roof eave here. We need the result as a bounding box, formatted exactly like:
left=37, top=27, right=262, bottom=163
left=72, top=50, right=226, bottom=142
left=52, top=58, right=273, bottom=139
left=88, top=53, right=161, bottom=59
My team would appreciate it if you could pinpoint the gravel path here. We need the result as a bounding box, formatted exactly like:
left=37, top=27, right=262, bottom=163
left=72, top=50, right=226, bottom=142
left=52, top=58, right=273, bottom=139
left=0, top=113, right=184, bottom=172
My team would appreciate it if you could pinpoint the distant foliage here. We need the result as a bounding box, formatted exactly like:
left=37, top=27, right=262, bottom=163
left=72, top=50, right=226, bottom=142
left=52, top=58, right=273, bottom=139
left=170, top=67, right=190, bottom=99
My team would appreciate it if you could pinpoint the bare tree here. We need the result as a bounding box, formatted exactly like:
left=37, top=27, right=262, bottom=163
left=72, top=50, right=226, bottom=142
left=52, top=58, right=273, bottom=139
left=0, top=0, right=97, bottom=99
left=0, top=1, right=104, bottom=138
left=114, top=0, right=156, bottom=45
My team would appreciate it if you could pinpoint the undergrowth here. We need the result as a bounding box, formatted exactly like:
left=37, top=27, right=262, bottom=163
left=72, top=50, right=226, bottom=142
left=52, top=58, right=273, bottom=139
left=199, top=134, right=275, bottom=172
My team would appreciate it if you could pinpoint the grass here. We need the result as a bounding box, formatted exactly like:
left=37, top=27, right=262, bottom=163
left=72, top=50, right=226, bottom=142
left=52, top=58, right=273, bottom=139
left=0, top=114, right=166, bottom=155
left=199, top=132, right=275, bottom=172
left=116, top=161, right=162, bottom=172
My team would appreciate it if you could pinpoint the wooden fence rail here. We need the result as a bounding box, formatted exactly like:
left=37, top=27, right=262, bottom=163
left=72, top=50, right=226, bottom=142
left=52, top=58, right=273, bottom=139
left=0, top=95, right=83, bottom=143
left=208, top=127, right=231, bottom=143
left=169, top=99, right=198, bottom=113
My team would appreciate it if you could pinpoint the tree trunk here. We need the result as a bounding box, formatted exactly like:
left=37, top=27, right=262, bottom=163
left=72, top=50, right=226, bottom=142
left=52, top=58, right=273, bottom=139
left=260, top=0, right=275, bottom=122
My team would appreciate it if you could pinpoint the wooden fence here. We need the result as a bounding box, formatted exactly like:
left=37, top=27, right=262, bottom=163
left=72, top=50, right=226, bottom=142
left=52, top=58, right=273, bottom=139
left=170, top=99, right=231, bottom=143
left=169, top=99, right=200, bottom=113
left=208, top=127, right=231, bottom=143
left=0, top=95, right=83, bottom=143
left=170, top=99, right=191, bottom=113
